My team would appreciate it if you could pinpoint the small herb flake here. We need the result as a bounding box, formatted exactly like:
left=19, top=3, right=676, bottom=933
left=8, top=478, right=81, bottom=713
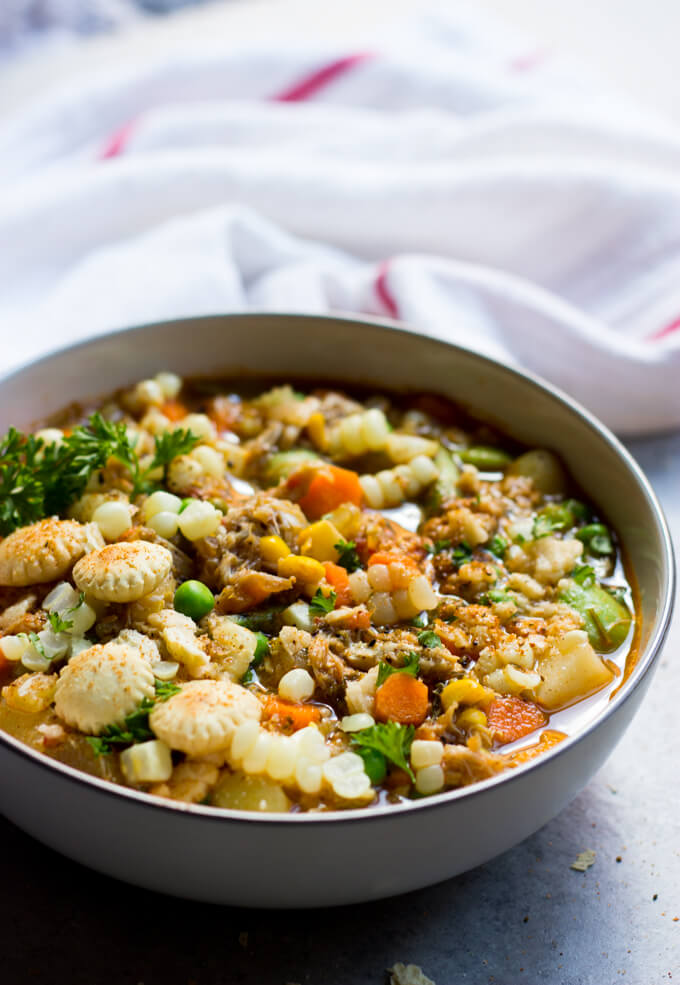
left=309, top=588, right=336, bottom=616
left=487, top=535, right=507, bottom=559
left=377, top=651, right=420, bottom=688
left=417, top=630, right=441, bottom=649
left=48, top=611, right=73, bottom=634
left=334, top=540, right=361, bottom=572
left=451, top=542, right=473, bottom=567
left=432, top=539, right=451, bottom=554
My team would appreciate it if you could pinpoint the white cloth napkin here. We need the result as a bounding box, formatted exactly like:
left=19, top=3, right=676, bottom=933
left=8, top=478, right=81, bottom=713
left=2, top=1, right=680, bottom=434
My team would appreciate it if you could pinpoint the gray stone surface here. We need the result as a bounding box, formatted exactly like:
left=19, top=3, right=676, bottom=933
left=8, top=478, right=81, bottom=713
left=2, top=434, right=678, bottom=985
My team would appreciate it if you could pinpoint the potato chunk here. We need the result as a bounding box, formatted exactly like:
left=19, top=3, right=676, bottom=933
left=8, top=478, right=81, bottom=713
left=535, top=630, right=613, bottom=709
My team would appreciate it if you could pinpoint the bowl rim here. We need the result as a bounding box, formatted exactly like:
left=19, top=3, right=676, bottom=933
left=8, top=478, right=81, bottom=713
left=0, top=311, right=674, bottom=826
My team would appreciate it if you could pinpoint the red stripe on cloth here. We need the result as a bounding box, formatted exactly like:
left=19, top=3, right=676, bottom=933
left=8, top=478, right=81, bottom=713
left=648, top=315, right=680, bottom=341
left=375, top=260, right=399, bottom=319
left=509, top=48, right=551, bottom=73
left=99, top=119, right=137, bottom=160
left=272, top=52, right=374, bottom=102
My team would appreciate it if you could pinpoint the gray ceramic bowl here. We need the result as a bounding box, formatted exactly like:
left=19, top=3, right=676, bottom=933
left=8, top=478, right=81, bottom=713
left=0, top=314, right=673, bottom=907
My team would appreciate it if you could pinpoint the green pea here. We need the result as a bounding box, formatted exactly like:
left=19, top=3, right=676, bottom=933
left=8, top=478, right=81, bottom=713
left=559, top=578, right=631, bottom=653
left=355, top=746, right=388, bottom=785
left=459, top=445, right=513, bottom=471
left=576, top=523, right=614, bottom=556
left=173, top=580, right=215, bottom=621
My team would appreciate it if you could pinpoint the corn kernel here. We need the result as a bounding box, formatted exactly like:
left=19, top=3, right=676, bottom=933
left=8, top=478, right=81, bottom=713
left=307, top=411, right=326, bottom=450
left=190, top=445, right=225, bottom=478
left=142, top=490, right=182, bottom=521
left=92, top=500, right=132, bottom=541
left=457, top=708, right=488, bottom=730
left=175, top=413, right=216, bottom=443
left=340, top=713, right=375, bottom=732
left=177, top=500, right=221, bottom=541
left=411, top=739, right=444, bottom=768
left=260, top=535, right=291, bottom=564
left=277, top=555, right=325, bottom=586
left=148, top=510, right=180, bottom=539
left=407, top=574, right=438, bottom=611
left=278, top=668, right=315, bottom=702
left=0, top=635, right=30, bottom=662
left=440, top=677, right=493, bottom=710
left=415, top=764, right=445, bottom=795
left=154, top=371, right=182, bottom=400
left=298, top=520, right=342, bottom=563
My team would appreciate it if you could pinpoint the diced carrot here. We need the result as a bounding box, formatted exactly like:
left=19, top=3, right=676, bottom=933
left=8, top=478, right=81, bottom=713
left=509, top=729, right=566, bottom=765
left=160, top=400, right=189, bottom=423
left=374, top=673, right=429, bottom=726
left=323, top=562, right=353, bottom=607
left=368, top=551, right=418, bottom=569
left=298, top=466, right=363, bottom=519
left=263, top=697, right=321, bottom=733
left=486, top=697, right=547, bottom=744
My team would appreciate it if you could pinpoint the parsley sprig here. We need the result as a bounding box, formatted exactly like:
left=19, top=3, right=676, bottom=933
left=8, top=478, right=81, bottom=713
left=309, top=588, right=337, bottom=616
left=351, top=722, right=415, bottom=781
left=0, top=413, right=200, bottom=533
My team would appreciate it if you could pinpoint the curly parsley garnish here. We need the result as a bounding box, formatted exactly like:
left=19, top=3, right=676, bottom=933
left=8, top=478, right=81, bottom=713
left=350, top=722, right=415, bottom=781
left=0, top=414, right=200, bottom=534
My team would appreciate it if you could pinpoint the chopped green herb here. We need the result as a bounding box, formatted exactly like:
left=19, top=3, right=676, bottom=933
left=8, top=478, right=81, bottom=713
left=87, top=682, right=180, bottom=756
left=351, top=722, right=415, bottom=781
left=0, top=413, right=201, bottom=533
left=48, top=611, right=73, bottom=634
left=432, top=539, right=452, bottom=554
left=576, top=523, right=614, bottom=557
left=417, top=630, right=441, bottom=649
left=532, top=502, right=576, bottom=539
left=411, top=612, right=429, bottom=629
left=481, top=589, right=516, bottom=606
left=334, top=540, right=361, bottom=572
left=487, top=535, right=508, bottom=559
left=154, top=679, right=182, bottom=701
left=377, top=652, right=420, bottom=688
left=309, top=588, right=336, bottom=616
left=26, top=632, right=46, bottom=657
left=451, top=542, right=473, bottom=567
left=572, top=564, right=596, bottom=587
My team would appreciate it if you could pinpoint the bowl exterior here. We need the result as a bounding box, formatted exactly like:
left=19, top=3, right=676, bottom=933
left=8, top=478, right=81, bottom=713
left=0, top=314, right=672, bottom=906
